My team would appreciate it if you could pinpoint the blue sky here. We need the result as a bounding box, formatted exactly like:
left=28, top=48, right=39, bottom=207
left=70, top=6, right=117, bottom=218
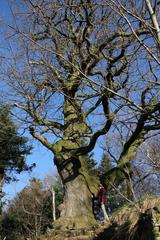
left=3, top=141, right=56, bottom=200
left=4, top=141, right=55, bottom=202
left=0, top=0, right=13, bottom=25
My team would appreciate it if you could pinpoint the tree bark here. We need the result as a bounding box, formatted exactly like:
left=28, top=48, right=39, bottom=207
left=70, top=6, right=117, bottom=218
left=60, top=175, right=96, bottom=229
left=145, top=0, right=160, bottom=44
left=54, top=155, right=98, bottom=229
left=50, top=87, right=99, bottom=229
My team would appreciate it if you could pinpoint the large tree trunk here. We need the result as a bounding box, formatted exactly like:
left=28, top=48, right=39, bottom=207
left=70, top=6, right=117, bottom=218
left=60, top=174, right=96, bottom=229
left=51, top=92, right=99, bottom=229
left=54, top=154, right=98, bottom=229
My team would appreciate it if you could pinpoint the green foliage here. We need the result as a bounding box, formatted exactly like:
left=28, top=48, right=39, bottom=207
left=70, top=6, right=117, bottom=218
left=98, top=154, right=127, bottom=213
left=54, top=176, right=64, bottom=218
left=98, top=154, right=113, bottom=175
left=0, top=105, right=33, bottom=181
left=83, top=152, right=97, bottom=175
left=0, top=214, right=22, bottom=240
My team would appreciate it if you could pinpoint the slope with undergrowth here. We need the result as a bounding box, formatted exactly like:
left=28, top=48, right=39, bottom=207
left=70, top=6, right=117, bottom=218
left=37, top=196, right=160, bottom=240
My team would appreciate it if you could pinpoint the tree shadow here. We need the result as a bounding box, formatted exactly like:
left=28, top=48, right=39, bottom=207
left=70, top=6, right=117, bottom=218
left=93, top=223, right=118, bottom=240
left=58, top=156, right=81, bottom=184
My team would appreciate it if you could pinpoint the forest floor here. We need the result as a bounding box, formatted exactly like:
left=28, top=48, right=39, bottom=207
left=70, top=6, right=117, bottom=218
left=38, top=221, right=112, bottom=240
left=38, top=196, right=160, bottom=240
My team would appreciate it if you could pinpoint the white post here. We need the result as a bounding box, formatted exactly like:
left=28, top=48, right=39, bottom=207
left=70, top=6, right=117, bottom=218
left=52, top=187, right=56, bottom=222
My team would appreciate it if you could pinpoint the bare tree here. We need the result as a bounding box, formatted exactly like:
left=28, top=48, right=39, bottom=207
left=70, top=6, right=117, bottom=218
left=0, top=0, right=160, bottom=229
left=6, top=178, right=52, bottom=239
left=43, top=173, right=57, bottom=222
left=132, top=138, right=160, bottom=197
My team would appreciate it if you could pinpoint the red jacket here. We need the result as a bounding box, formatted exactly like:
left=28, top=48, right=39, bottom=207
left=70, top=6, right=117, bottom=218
left=97, top=186, right=107, bottom=205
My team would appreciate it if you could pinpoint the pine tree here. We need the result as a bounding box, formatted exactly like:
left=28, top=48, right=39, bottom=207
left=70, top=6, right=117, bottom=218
left=0, top=105, right=32, bottom=213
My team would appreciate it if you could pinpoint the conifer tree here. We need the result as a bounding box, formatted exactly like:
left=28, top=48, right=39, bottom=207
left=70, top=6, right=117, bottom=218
left=0, top=105, right=32, bottom=213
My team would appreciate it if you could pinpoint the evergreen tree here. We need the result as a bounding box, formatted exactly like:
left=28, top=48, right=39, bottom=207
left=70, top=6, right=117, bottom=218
left=98, top=154, right=113, bottom=175
left=54, top=176, right=64, bottom=218
left=98, top=154, right=126, bottom=213
left=0, top=105, right=32, bottom=213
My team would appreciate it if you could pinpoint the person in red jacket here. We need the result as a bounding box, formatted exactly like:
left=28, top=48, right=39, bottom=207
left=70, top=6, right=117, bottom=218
left=97, top=184, right=109, bottom=221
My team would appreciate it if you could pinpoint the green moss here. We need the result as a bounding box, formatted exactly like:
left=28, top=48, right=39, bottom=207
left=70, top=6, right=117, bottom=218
left=54, top=139, right=78, bottom=153
left=119, top=134, right=145, bottom=167
left=79, top=157, right=99, bottom=194
left=55, top=214, right=97, bottom=230
left=72, top=122, right=88, bottom=134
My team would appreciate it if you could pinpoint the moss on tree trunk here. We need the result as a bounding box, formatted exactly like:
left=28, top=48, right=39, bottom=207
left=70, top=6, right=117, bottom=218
left=54, top=153, right=98, bottom=229
left=51, top=93, right=99, bottom=229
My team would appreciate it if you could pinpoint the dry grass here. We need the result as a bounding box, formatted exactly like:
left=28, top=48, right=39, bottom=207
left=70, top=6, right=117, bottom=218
left=112, top=195, right=160, bottom=224
left=38, top=195, right=160, bottom=240
left=109, top=195, right=160, bottom=239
